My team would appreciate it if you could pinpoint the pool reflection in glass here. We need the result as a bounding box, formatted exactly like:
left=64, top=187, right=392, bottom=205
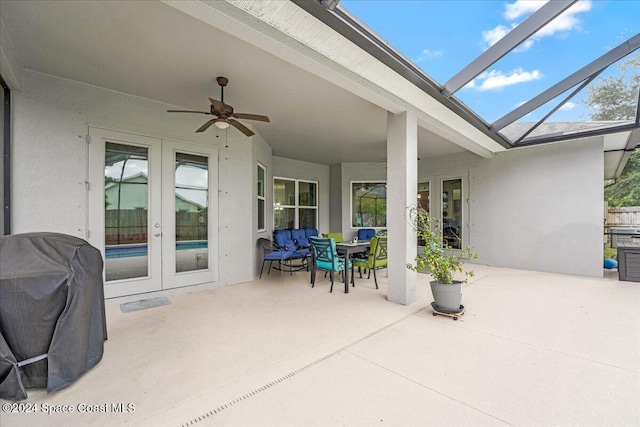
left=175, top=153, right=209, bottom=272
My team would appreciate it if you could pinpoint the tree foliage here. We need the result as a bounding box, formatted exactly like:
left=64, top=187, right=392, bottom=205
left=584, top=53, right=640, bottom=207
left=605, top=149, right=640, bottom=207
left=585, top=54, right=639, bottom=121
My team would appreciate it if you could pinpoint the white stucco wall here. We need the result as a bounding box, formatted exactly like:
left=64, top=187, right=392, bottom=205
left=252, top=133, right=273, bottom=277
left=11, top=71, right=256, bottom=288
left=469, top=138, right=604, bottom=277
left=272, top=156, right=330, bottom=234
left=417, top=138, right=604, bottom=277
left=335, top=139, right=604, bottom=278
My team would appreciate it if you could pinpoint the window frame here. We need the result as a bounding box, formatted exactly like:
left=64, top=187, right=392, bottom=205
left=1, top=74, right=10, bottom=236
left=439, top=174, right=467, bottom=251
left=273, top=177, right=318, bottom=230
left=257, top=162, right=266, bottom=232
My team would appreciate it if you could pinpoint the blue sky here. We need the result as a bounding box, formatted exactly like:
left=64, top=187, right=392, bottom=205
left=340, top=0, right=640, bottom=124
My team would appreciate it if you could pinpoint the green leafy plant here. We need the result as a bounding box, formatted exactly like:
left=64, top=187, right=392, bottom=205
left=406, top=206, right=478, bottom=284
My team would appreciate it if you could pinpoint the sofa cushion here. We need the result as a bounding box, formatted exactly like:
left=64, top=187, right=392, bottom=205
left=274, top=230, right=292, bottom=248
left=291, top=229, right=306, bottom=242
left=357, top=228, right=376, bottom=241
left=284, top=240, right=297, bottom=251
left=304, top=228, right=319, bottom=238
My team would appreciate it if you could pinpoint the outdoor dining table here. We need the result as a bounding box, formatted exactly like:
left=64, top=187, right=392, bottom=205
left=335, top=241, right=370, bottom=293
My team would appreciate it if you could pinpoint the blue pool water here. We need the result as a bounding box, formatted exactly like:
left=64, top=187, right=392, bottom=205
left=105, top=241, right=208, bottom=259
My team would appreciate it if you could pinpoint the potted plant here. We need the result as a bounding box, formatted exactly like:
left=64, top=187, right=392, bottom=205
left=406, top=206, right=478, bottom=311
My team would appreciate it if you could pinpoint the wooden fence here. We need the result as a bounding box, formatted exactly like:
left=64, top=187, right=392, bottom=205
left=606, top=207, right=640, bottom=227
left=105, top=209, right=207, bottom=245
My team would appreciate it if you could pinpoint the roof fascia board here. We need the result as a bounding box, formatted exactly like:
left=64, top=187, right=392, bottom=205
left=512, top=123, right=640, bottom=148
left=416, top=116, right=493, bottom=159
left=492, top=33, right=640, bottom=132
left=443, top=0, right=577, bottom=96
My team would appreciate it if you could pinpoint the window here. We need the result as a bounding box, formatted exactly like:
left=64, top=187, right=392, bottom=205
left=273, top=178, right=317, bottom=229
left=257, top=163, right=266, bottom=231
left=351, top=182, right=386, bottom=228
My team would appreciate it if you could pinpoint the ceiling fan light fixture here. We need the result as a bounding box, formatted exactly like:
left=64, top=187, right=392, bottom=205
left=214, top=118, right=230, bottom=130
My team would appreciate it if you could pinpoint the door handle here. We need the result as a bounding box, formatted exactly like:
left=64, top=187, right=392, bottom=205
left=154, top=232, right=161, bottom=237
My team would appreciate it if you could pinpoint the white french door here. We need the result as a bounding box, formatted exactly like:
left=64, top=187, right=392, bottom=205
left=88, top=128, right=218, bottom=298
left=161, top=140, right=218, bottom=289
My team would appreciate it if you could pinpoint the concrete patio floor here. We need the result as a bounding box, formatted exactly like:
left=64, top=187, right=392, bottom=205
left=3, top=265, right=639, bottom=427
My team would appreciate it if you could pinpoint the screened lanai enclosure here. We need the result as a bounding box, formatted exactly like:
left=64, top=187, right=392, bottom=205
left=353, top=183, right=387, bottom=228
left=1, top=0, right=639, bottom=302
left=306, top=0, right=640, bottom=175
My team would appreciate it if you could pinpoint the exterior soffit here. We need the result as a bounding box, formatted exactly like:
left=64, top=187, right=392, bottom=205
left=0, top=16, right=23, bottom=91
left=164, top=0, right=502, bottom=158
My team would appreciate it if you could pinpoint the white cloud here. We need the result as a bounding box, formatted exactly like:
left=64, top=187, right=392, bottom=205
left=416, top=48, right=443, bottom=62
left=504, top=0, right=547, bottom=20
left=535, top=1, right=592, bottom=38
left=482, top=0, right=592, bottom=51
left=559, top=101, right=576, bottom=111
left=467, top=68, right=543, bottom=91
left=482, top=24, right=514, bottom=47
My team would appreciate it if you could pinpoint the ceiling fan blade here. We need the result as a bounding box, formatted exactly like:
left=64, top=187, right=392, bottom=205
left=196, top=119, right=216, bottom=133
left=229, top=119, right=254, bottom=137
left=208, top=98, right=232, bottom=115
left=167, top=110, right=211, bottom=114
left=231, top=113, right=270, bottom=122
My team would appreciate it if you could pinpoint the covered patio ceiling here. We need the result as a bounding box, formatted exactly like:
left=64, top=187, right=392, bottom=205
left=0, top=0, right=467, bottom=165
left=1, top=0, right=637, bottom=178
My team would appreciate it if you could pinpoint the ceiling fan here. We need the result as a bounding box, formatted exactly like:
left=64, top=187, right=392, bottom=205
left=167, top=76, right=270, bottom=137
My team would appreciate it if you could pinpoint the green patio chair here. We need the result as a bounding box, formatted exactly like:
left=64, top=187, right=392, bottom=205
left=353, top=236, right=387, bottom=289
left=322, top=232, right=343, bottom=243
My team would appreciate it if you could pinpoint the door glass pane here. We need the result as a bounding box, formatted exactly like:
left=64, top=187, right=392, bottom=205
left=175, top=153, right=209, bottom=273
left=442, top=179, right=462, bottom=250
left=104, top=142, right=149, bottom=281
left=274, top=207, right=295, bottom=230
left=417, top=182, right=430, bottom=246
left=299, top=182, right=317, bottom=207
left=299, top=208, right=317, bottom=229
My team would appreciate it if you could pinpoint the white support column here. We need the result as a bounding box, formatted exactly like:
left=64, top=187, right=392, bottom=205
left=386, top=111, right=417, bottom=305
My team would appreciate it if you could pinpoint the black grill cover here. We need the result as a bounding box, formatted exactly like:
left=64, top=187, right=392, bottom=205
left=0, top=233, right=107, bottom=401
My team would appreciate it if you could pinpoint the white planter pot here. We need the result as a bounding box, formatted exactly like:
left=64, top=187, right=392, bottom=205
left=430, top=280, right=463, bottom=311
